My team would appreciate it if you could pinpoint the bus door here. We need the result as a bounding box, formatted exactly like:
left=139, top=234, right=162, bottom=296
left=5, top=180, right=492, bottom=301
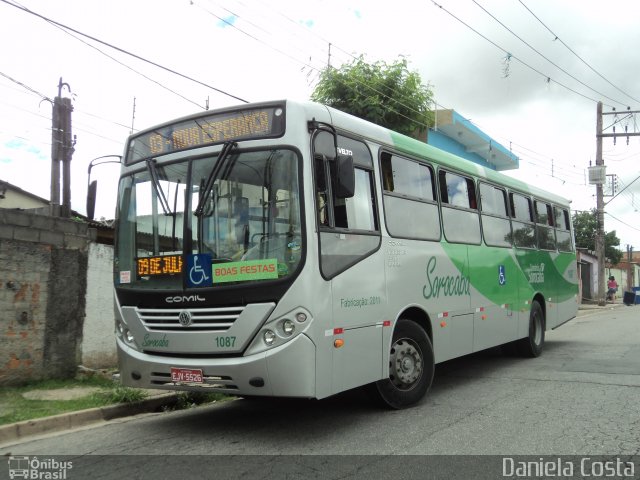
left=312, top=129, right=385, bottom=393
left=329, top=256, right=386, bottom=393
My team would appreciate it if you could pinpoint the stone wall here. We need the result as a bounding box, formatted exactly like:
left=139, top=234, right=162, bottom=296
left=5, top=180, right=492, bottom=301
left=0, top=209, right=92, bottom=385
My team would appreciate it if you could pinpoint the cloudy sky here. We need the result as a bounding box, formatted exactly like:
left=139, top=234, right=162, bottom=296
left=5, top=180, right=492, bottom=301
left=1, top=0, right=639, bottom=250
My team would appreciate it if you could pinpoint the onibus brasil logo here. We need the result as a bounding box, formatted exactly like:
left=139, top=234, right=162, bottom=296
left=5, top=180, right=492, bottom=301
left=7, top=456, right=72, bottom=479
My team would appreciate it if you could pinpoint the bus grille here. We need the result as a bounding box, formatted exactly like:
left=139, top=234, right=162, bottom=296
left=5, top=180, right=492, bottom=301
left=137, top=306, right=244, bottom=332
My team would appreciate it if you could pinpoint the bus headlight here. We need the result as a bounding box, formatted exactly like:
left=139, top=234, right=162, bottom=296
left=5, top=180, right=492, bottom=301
left=116, top=319, right=125, bottom=337
left=125, top=330, right=135, bottom=344
left=246, top=307, right=313, bottom=355
left=263, top=329, right=276, bottom=346
left=282, top=319, right=295, bottom=336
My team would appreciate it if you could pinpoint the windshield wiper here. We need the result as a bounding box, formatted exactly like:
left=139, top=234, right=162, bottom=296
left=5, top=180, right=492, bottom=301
left=145, top=159, right=172, bottom=215
left=194, top=141, right=237, bottom=216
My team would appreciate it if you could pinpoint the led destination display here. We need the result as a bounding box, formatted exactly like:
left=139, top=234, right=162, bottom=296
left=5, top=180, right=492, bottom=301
left=126, top=105, right=285, bottom=163
left=137, top=255, right=183, bottom=277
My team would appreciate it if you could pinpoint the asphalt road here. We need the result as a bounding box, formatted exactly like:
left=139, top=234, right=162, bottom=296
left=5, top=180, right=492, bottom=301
left=2, top=305, right=639, bottom=479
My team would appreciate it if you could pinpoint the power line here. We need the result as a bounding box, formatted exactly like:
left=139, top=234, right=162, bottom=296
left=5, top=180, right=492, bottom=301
left=193, top=0, right=434, bottom=132
left=0, top=70, right=52, bottom=102
left=204, top=0, right=435, bottom=127
left=472, top=0, right=630, bottom=108
left=606, top=212, right=640, bottom=233
left=0, top=0, right=248, bottom=104
left=0, top=97, right=52, bottom=123
left=517, top=0, right=640, bottom=105
left=40, top=15, right=205, bottom=110
left=0, top=130, right=51, bottom=148
left=74, top=109, right=134, bottom=132
left=430, top=1, right=613, bottom=107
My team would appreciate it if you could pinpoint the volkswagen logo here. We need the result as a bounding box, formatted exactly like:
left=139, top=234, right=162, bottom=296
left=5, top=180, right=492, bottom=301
left=178, top=310, right=193, bottom=327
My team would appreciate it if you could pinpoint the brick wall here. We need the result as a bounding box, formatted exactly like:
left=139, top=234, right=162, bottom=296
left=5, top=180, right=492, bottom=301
left=0, top=209, right=92, bottom=385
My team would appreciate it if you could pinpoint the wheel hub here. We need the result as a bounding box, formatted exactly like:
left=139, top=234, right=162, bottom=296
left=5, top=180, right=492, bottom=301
left=389, top=338, right=423, bottom=389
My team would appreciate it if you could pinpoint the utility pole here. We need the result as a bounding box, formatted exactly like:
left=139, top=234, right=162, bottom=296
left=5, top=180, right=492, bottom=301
left=594, top=103, right=640, bottom=304
left=61, top=95, right=74, bottom=216
left=594, top=102, right=605, bottom=306
left=50, top=96, right=61, bottom=206
left=628, top=245, right=633, bottom=291
left=50, top=78, right=74, bottom=217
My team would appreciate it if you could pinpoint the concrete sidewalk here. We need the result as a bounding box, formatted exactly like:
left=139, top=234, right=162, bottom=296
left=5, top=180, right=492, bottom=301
left=577, top=300, right=630, bottom=312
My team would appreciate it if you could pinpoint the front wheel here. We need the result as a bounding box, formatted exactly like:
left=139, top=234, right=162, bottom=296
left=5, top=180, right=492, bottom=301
left=369, top=319, right=434, bottom=409
left=516, top=300, right=545, bottom=357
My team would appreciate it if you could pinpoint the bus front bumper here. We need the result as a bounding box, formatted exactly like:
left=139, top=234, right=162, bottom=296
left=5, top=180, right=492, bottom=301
left=117, top=333, right=316, bottom=398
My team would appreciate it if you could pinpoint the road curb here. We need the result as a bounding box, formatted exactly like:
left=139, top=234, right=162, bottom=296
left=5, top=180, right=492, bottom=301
left=0, top=393, right=179, bottom=446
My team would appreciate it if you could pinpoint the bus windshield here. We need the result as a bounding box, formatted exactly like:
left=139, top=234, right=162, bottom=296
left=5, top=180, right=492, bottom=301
left=115, top=148, right=302, bottom=289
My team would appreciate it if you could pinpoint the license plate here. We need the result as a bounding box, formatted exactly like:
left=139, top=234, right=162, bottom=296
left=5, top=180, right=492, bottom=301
left=170, top=367, right=203, bottom=383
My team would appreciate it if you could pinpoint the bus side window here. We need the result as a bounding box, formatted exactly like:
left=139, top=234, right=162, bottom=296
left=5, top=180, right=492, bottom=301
left=439, top=170, right=481, bottom=244
left=479, top=182, right=511, bottom=248
left=379, top=151, right=440, bottom=241
left=509, top=192, right=536, bottom=249
left=535, top=200, right=556, bottom=250
left=439, top=171, right=477, bottom=209
left=555, top=206, right=573, bottom=252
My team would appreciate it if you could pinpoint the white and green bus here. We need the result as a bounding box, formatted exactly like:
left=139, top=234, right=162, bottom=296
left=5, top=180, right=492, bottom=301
left=110, top=99, right=578, bottom=408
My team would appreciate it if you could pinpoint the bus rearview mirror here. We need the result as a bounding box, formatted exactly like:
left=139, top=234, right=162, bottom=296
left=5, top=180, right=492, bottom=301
left=313, top=131, right=337, bottom=161
left=333, top=154, right=355, bottom=199
left=87, top=180, right=97, bottom=220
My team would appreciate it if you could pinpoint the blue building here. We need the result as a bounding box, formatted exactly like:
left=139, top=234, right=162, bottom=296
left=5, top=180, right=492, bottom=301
left=428, top=109, right=519, bottom=171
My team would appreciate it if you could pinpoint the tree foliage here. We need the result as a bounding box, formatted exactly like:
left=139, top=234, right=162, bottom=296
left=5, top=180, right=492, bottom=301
left=572, top=209, right=622, bottom=265
left=311, top=56, right=434, bottom=136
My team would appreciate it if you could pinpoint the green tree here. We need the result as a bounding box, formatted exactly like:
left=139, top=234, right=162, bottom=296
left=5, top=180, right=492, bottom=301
left=311, top=56, right=434, bottom=136
left=572, top=209, right=623, bottom=265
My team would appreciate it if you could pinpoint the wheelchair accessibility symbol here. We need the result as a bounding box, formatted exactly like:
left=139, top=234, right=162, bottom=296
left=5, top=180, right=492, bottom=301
left=498, top=265, right=506, bottom=286
left=187, top=254, right=213, bottom=288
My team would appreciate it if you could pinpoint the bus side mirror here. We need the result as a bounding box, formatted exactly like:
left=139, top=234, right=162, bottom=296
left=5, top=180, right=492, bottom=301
left=87, top=180, right=97, bottom=220
left=313, top=131, right=337, bottom=161
left=333, top=154, right=355, bottom=199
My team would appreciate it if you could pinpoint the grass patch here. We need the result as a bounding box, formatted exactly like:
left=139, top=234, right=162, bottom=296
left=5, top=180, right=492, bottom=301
left=0, top=376, right=148, bottom=426
left=92, top=384, right=149, bottom=404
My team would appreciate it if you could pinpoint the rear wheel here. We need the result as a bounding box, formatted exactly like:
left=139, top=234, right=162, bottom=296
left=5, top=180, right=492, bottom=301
left=516, top=300, right=545, bottom=357
left=369, top=319, right=434, bottom=409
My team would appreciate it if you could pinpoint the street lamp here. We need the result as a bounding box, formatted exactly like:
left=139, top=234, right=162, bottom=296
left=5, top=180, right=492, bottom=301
left=86, top=155, right=122, bottom=220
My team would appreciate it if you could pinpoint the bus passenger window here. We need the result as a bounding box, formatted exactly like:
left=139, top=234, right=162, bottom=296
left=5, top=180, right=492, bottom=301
left=479, top=183, right=511, bottom=248
left=555, top=206, right=573, bottom=252
left=439, top=171, right=477, bottom=209
left=509, top=192, right=536, bottom=249
left=380, top=152, right=440, bottom=241
left=439, top=170, right=481, bottom=244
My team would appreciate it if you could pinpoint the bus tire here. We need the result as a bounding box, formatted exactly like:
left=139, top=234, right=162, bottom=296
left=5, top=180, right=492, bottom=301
left=516, top=300, right=545, bottom=357
left=369, top=319, right=434, bottom=409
